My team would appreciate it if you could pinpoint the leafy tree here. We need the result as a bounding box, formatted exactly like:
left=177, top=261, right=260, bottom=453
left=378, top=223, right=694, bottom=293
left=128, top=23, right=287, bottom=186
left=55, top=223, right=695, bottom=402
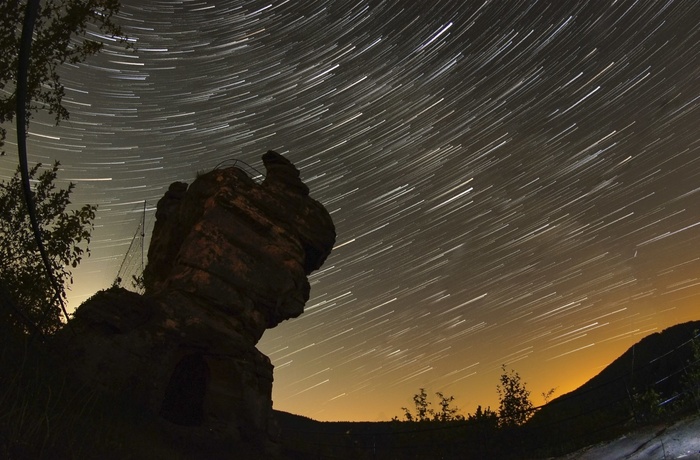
left=0, top=0, right=129, bottom=152
left=396, top=388, right=463, bottom=422
left=0, top=161, right=96, bottom=334
left=1, top=1, right=128, bottom=329
left=497, top=365, right=534, bottom=427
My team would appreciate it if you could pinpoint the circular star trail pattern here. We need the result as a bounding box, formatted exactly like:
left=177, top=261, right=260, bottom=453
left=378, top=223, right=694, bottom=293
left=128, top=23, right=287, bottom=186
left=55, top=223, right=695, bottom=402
left=2, top=0, right=699, bottom=421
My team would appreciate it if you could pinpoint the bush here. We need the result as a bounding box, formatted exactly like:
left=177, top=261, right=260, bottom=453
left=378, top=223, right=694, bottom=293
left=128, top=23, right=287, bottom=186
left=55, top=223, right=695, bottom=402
left=497, top=365, right=534, bottom=428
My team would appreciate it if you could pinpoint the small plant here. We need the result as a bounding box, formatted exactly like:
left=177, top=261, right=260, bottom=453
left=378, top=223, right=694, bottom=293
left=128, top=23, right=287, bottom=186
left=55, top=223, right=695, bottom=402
left=541, top=387, right=557, bottom=405
left=631, top=387, right=664, bottom=424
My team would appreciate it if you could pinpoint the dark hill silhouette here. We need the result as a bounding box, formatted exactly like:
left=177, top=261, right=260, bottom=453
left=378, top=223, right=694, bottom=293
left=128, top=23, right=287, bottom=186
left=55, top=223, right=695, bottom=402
left=526, top=319, right=700, bottom=454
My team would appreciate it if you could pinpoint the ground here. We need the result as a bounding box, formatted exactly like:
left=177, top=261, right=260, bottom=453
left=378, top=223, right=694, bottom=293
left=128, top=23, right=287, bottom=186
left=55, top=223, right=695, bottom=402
left=557, top=414, right=700, bottom=459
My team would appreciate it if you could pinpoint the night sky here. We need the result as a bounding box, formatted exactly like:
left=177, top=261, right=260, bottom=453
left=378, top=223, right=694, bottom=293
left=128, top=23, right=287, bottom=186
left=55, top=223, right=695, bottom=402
left=2, top=0, right=699, bottom=422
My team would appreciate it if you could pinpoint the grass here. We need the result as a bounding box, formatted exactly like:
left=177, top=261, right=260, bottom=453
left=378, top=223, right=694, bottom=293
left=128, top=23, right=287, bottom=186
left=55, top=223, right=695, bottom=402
left=0, top=328, right=186, bottom=459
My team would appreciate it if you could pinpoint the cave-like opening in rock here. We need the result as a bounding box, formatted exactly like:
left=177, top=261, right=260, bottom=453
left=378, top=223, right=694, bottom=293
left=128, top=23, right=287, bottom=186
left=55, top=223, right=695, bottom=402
left=160, top=353, right=210, bottom=426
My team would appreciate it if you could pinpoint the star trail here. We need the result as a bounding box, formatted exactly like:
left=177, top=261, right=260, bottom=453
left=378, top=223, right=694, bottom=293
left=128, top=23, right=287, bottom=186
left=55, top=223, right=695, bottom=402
left=1, top=0, right=699, bottom=422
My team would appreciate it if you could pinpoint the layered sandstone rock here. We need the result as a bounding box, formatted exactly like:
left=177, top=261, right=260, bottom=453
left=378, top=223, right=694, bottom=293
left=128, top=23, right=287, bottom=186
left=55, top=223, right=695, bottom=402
left=57, top=151, right=335, bottom=457
left=142, top=152, right=335, bottom=342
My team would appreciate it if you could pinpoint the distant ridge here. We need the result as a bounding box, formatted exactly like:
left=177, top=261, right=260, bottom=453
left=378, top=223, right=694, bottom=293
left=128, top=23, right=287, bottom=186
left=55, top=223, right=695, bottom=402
left=529, top=319, right=700, bottom=448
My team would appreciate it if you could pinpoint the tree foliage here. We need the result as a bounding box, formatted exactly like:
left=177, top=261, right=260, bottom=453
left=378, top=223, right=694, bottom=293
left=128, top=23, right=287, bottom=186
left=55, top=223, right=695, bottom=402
left=0, top=162, right=95, bottom=334
left=397, top=388, right=464, bottom=422
left=467, top=405, right=498, bottom=427
left=497, top=365, right=534, bottom=427
left=630, top=386, right=664, bottom=424
left=0, top=0, right=129, bottom=152
left=434, top=391, right=463, bottom=421
left=682, top=329, right=700, bottom=412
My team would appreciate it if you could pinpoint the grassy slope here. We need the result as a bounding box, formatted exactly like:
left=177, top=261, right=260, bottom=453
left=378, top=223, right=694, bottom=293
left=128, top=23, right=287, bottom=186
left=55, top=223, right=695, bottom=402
left=0, top=327, right=186, bottom=460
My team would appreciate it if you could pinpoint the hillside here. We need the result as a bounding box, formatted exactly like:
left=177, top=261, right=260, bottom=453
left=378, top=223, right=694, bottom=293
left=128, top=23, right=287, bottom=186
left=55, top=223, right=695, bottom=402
left=527, top=320, right=700, bottom=452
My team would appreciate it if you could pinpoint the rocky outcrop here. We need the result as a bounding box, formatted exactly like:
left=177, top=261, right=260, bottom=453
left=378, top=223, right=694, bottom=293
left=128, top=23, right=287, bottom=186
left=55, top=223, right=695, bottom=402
left=57, top=151, right=335, bottom=457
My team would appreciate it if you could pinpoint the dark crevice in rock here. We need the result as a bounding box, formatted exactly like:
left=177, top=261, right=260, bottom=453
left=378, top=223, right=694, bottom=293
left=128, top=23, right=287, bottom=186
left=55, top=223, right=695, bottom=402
left=160, top=353, right=210, bottom=426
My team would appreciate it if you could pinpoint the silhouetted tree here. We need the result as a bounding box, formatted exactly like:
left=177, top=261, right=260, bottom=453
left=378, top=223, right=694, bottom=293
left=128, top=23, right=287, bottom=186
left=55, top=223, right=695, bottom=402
left=399, top=388, right=431, bottom=422
left=0, top=162, right=95, bottom=334
left=396, top=388, right=464, bottom=421
left=2, top=1, right=128, bottom=328
left=0, top=0, right=130, bottom=152
left=434, top=391, right=464, bottom=421
left=497, top=365, right=534, bottom=427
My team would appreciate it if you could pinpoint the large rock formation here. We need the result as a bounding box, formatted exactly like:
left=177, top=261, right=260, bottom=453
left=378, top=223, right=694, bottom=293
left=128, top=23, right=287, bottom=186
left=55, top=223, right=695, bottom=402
left=57, top=151, right=335, bottom=457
